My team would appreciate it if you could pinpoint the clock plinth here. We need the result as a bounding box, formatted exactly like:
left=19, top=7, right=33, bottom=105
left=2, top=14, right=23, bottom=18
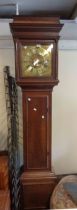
left=10, top=16, right=63, bottom=210
left=21, top=171, right=57, bottom=210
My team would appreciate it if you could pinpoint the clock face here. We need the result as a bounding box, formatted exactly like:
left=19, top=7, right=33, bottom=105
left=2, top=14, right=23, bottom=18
left=20, top=44, right=53, bottom=77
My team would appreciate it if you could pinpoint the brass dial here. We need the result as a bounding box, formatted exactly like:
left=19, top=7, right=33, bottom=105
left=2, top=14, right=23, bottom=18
left=20, top=44, right=53, bottom=77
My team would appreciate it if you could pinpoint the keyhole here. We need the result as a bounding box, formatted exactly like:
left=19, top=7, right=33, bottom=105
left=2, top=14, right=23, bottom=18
left=28, top=98, right=31, bottom=102
left=42, top=115, right=45, bottom=119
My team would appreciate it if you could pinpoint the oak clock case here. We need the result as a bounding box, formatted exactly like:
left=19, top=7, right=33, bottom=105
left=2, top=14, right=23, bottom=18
left=10, top=17, right=62, bottom=210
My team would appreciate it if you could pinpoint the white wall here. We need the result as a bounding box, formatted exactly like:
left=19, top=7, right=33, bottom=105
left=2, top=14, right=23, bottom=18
left=52, top=50, right=77, bottom=174
left=0, top=44, right=77, bottom=174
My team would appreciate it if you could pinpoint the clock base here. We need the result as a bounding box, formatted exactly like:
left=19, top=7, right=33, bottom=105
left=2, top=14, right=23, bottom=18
left=20, top=171, right=57, bottom=210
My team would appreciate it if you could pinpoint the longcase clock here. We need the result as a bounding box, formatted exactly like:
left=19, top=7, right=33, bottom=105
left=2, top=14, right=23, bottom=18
left=10, top=16, right=63, bottom=210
